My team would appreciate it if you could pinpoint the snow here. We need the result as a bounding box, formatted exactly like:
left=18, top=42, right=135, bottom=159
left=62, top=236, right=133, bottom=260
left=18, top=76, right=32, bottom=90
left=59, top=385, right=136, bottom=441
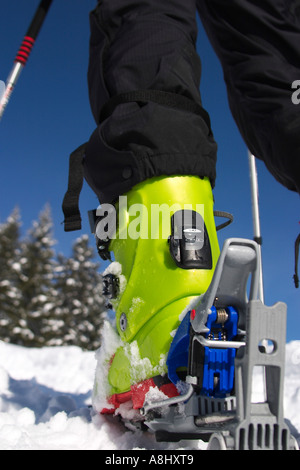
left=92, top=320, right=123, bottom=414
left=0, top=339, right=299, bottom=450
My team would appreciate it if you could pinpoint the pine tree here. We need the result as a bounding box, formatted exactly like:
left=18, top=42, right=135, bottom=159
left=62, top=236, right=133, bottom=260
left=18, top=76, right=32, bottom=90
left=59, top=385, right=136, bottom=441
left=16, top=204, right=58, bottom=346
left=0, top=205, right=106, bottom=349
left=0, top=208, right=22, bottom=342
left=53, top=235, right=105, bottom=350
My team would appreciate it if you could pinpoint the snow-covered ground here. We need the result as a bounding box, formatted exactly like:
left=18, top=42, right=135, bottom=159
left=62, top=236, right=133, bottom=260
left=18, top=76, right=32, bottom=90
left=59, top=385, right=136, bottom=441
left=0, top=339, right=299, bottom=450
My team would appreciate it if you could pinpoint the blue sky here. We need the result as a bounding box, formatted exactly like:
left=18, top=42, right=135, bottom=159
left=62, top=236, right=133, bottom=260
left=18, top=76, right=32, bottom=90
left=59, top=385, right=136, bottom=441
left=0, top=1, right=299, bottom=341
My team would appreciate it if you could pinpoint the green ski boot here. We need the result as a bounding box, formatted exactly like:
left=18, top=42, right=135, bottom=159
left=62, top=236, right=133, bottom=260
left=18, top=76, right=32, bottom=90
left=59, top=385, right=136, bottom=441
left=92, top=175, right=220, bottom=415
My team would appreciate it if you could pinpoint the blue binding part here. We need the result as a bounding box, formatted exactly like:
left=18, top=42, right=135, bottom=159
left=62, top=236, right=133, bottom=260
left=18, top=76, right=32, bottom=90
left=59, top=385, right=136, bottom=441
left=201, top=306, right=238, bottom=398
left=167, top=306, right=238, bottom=398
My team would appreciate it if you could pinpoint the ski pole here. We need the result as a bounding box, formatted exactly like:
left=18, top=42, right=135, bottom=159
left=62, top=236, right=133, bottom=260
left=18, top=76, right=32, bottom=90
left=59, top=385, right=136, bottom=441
left=0, top=0, right=53, bottom=120
left=248, top=150, right=264, bottom=303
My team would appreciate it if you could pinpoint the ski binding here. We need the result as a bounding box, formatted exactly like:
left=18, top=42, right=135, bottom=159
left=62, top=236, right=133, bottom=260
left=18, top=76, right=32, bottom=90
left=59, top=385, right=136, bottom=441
left=140, top=238, right=298, bottom=450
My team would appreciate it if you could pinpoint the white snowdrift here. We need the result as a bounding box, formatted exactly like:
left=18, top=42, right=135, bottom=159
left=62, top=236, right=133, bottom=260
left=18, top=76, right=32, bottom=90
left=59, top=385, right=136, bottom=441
left=0, top=339, right=299, bottom=450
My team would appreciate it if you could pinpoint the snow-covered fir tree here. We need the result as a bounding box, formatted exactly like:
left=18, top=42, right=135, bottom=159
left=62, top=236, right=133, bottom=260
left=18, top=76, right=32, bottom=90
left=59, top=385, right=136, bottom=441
left=54, top=235, right=105, bottom=350
left=0, top=208, right=23, bottom=342
left=15, top=204, right=58, bottom=346
left=0, top=206, right=105, bottom=349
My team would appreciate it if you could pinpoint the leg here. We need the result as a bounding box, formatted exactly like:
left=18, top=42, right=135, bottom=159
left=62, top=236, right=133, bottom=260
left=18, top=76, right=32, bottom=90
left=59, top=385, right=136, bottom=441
left=86, top=1, right=220, bottom=412
left=85, top=0, right=217, bottom=204
left=197, top=0, right=300, bottom=193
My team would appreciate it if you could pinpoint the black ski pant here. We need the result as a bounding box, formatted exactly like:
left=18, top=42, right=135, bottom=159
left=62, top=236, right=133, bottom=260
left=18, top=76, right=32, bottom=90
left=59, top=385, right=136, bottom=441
left=84, top=0, right=300, bottom=204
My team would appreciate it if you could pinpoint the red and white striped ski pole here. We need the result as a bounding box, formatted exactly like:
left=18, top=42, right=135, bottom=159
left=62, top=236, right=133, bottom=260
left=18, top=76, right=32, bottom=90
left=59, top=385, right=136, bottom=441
left=0, top=0, right=53, bottom=120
